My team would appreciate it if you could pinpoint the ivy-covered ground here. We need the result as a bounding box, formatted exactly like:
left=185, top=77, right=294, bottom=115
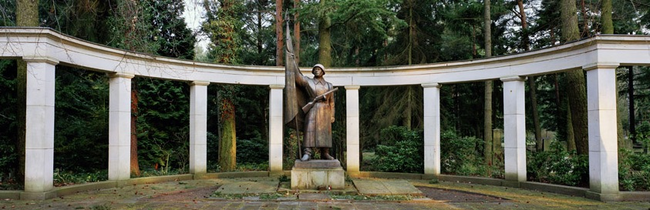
left=1, top=178, right=648, bottom=210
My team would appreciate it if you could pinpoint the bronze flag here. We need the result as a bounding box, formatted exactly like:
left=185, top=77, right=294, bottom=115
left=283, top=21, right=307, bottom=130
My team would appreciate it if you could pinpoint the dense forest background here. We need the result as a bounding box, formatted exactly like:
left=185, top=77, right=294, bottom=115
left=1, top=0, right=650, bottom=190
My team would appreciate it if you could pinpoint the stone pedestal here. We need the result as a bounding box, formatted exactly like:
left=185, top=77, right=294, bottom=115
left=291, top=160, right=345, bottom=190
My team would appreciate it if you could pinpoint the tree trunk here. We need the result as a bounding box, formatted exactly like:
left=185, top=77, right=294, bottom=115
left=130, top=85, right=140, bottom=176
left=318, top=0, right=332, bottom=67
left=580, top=0, right=589, bottom=38
left=517, top=0, right=542, bottom=150
left=601, top=0, right=613, bottom=34
left=562, top=0, right=588, bottom=155
left=276, top=0, right=284, bottom=66
left=404, top=86, right=413, bottom=130
left=566, top=70, right=588, bottom=154
left=530, top=77, right=542, bottom=151
left=218, top=97, right=236, bottom=171
left=215, top=1, right=238, bottom=171
left=257, top=2, right=263, bottom=63
left=600, top=0, right=626, bottom=149
left=483, top=0, right=493, bottom=166
left=567, top=104, right=577, bottom=151
left=408, top=0, right=413, bottom=65
left=16, top=0, right=39, bottom=186
left=628, top=66, right=635, bottom=145
left=294, top=0, right=301, bottom=65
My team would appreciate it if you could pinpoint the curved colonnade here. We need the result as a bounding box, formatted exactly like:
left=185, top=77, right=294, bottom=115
left=1, top=28, right=648, bottom=201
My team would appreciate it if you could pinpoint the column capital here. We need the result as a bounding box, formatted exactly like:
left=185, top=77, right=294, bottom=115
left=270, top=84, right=284, bottom=89
left=422, top=83, right=441, bottom=88
left=22, top=56, right=59, bottom=65
left=583, top=62, right=620, bottom=71
left=345, top=85, right=360, bottom=90
left=110, top=72, right=135, bottom=79
left=500, top=76, right=526, bottom=82
left=191, top=81, right=210, bottom=86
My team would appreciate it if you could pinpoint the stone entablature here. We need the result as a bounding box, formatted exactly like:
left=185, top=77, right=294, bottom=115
left=3, top=28, right=650, bottom=85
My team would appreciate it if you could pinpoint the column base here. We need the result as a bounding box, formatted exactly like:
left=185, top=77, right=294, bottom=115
left=502, top=180, right=521, bottom=188
left=20, top=191, right=57, bottom=200
left=269, top=170, right=285, bottom=177
left=346, top=170, right=360, bottom=178
left=422, top=174, right=438, bottom=180
left=586, top=191, right=621, bottom=202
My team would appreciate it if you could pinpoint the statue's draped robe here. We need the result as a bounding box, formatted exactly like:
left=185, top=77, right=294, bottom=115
left=295, top=76, right=334, bottom=148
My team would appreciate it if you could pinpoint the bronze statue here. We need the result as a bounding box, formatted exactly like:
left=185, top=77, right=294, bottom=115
left=295, top=64, right=336, bottom=161
left=283, top=23, right=336, bottom=161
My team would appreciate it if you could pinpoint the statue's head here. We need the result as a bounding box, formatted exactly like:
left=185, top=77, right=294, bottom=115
left=312, top=64, right=325, bottom=76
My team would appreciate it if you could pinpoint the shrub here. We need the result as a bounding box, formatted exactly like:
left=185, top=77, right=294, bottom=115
left=369, top=126, right=423, bottom=173
left=237, top=137, right=268, bottom=164
left=527, top=141, right=587, bottom=187
left=53, top=169, right=108, bottom=187
left=619, top=149, right=650, bottom=191
left=440, top=130, right=486, bottom=176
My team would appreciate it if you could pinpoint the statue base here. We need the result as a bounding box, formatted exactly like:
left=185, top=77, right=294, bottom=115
left=291, top=159, right=345, bottom=190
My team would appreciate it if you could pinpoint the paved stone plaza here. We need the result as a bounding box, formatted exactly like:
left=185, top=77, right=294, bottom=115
left=1, top=177, right=648, bottom=209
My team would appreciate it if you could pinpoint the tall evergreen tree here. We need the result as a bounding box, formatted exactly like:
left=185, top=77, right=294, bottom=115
left=483, top=0, right=494, bottom=166
left=317, top=0, right=332, bottom=67
left=147, top=0, right=196, bottom=59
left=203, top=0, right=244, bottom=171
left=561, top=0, right=589, bottom=155
left=16, top=0, right=40, bottom=186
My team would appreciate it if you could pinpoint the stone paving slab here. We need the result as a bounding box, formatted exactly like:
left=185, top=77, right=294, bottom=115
left=1, top=177, right=650, bottom=209
left=215, top=179, right=278, bottom=194
left=353, top=179, right=386, bottom=194
left=297, top=193, right=332, bottom=200
left=353, top=179, right=423, bottom=196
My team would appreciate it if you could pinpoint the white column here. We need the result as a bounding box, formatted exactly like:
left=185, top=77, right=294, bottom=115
left=501, top=76, right=526, bottom=182
left=24, top=57, right=58, bottom=192
left=422, top=83, right=441, bottom=176
left=189, top=81, right=209, bottom=174
left=345, top=85, right=361, bottom=174
left=269, top=84, right=284, bottom=175
left=108, top=73, right=134, bottom=181
left=584, top=63, right=619, bottom=197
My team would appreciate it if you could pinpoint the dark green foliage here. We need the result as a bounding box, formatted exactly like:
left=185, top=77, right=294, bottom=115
left=0, top=0, right=15, bottom=26
left=369, top=126, right=423, bottom=173
left=636, top=121, right=650, bottom=151
left=239, top=0, right=275, bottom=66
left=39, top=0, right=114, bottom=44
left=135, top=78, right=190, bottom=172
left=236, top=138, right=268, bottom=165
left=145, top=0, right=196, bottom=59
left=440, top=130, right=489, bottom=176
left=439, top=83, right=487, bottom=137
left=203, top=0, right=244, bottom=64
left=527, top=142, right=588, bottom=187
left=283, top=129, right=299, bottom=170
left=0, top=60, right=17, bottom=180
left=54, top=68, right=109, bottom=172
left=53, top=169, right=108, bottom=187
left=233, top=85, right=269, bottom=141
left=619, top=149, right=650, bottom=191
left=206, top=84, right=269, bottom=170
left=360, top=86, right=422, bottom=149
